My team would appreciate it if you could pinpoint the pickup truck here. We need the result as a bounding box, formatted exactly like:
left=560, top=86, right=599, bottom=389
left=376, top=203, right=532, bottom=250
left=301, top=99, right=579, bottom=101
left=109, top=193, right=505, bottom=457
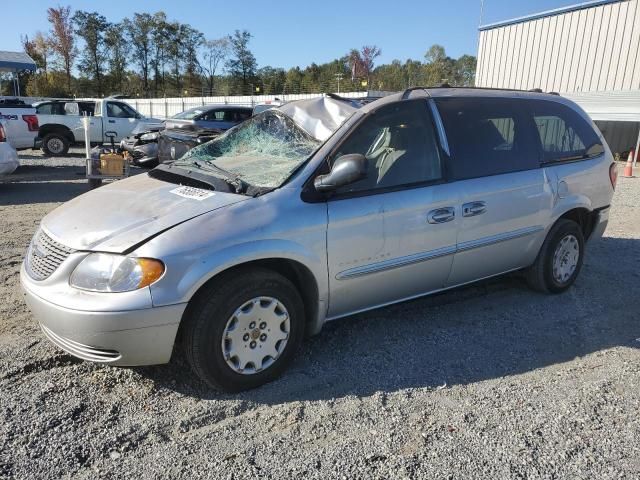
left=0, top=98, right=40, bottom=150
left=35, top=99, right=162, bottom=155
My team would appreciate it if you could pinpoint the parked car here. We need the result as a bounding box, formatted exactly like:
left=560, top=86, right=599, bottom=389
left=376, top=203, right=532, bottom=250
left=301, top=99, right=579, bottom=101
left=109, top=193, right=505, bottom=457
left=21, top=90, right=614, bottom=392
left=158, top=104, right=252, bottom=163
left=252, top=100, right=284, bottom=115
left=0, top=97, right=40, bottom=150
left=0, top=121, right=20, bottom=175
left=119, top=123, right=165, bottom=168
left=35, top=99, right=163, bottom=156
left=163, top=104, right=252, bottom=131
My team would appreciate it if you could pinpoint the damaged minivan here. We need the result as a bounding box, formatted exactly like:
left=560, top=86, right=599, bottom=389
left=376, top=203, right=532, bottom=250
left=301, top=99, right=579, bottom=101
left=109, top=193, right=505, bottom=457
left=21, top=89, right=615, bottom=391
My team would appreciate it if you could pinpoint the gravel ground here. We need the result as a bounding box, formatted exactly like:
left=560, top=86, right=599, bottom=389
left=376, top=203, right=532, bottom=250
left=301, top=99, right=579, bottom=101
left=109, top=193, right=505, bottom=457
left=1, top=149, right=639, bottom=479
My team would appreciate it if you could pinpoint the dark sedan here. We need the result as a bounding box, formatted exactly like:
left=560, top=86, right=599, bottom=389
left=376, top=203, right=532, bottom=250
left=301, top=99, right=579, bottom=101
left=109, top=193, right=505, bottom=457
left=158, top=105, right=252, bottom=163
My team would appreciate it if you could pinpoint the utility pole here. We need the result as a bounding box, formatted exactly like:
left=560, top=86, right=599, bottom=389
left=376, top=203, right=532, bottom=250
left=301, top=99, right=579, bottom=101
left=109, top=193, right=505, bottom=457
left=334, top=73, right=344, bottom=94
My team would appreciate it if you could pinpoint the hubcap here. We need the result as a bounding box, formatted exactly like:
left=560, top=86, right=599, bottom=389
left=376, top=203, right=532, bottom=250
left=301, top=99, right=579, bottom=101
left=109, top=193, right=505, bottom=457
left=47, top=138, right=64, bottom=154
left=221, top=297, right=290, bottom=375
left=552, top=234, right=579, bottom=284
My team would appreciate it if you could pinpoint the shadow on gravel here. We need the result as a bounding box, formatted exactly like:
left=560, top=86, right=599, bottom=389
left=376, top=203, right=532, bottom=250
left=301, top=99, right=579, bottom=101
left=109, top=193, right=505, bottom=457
left=17, top=151, right=86, bottom=160
left=0, top=178, right=89, bottom=205
left=3, top=165, right=86, bottom=183
left=137, top=236, right=640, bottom=404
left=0, top=166, right=145, bottom=205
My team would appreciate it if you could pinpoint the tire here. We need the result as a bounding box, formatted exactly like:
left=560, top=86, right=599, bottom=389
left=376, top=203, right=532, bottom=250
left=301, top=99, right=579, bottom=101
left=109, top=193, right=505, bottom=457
left=526, top=219, right=585, bottom=293
left=42, top=133, right=70, bottom=156
left=182, top=268, right=305, bottom=392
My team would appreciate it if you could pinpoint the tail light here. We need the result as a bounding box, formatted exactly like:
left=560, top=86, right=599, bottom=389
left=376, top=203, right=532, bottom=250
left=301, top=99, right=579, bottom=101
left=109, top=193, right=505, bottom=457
left=0, top=123, right=5, bottom=142
left=609, top=162, right=618, bottom=190
left=22, top=114, right=39, bottom=132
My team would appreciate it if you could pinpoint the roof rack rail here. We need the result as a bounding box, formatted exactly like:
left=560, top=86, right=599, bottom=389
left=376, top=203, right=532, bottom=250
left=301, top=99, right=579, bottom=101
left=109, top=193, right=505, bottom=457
left=400, top=86, right=430, bottom=100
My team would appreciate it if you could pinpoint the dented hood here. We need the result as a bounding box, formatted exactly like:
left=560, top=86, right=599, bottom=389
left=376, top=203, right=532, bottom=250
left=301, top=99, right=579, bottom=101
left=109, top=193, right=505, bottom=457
left=41, top=174, right=248, bottom=253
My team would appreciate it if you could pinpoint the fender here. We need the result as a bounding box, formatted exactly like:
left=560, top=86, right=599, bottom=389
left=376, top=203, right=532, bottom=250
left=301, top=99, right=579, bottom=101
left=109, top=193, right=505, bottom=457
left=147, top=238, right=329, bottom=330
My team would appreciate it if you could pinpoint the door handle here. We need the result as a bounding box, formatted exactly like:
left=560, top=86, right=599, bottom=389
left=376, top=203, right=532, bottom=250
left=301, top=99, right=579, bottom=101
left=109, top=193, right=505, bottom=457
left=427, top=207, right=455, bottom=224
left=462, top=201, right=487, bottom=217
left=108, top=119, right=115, bottom=123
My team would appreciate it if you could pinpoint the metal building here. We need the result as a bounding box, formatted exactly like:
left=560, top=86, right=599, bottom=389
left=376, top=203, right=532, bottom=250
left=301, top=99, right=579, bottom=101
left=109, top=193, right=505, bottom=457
left=476, top=0, right=640, bottom=155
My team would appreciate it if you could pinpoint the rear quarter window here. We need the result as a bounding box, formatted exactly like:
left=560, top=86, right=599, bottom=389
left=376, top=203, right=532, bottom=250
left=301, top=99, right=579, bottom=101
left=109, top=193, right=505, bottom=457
left=435, top=97, right=540, bottom=181
left=528, top=100, right=604, bottom=163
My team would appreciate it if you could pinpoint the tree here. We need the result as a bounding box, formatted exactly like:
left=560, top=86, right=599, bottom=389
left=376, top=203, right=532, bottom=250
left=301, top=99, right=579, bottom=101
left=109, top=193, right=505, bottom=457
left=47, top=6, right=76, bottom=93
left=359, top=45, right=381, bottom=87
left=124, top=12, right=155, bottom=95
left=423, top=44, right=455, bottom=86
left=201, top=37, right=230, bottom=95
left=104, top=23, right=129, bottom=93
left=150, top=12, right=169, bottom=96
left=180, top=25, right=204, bottom=95
left=454, top=54, right=477, bottom=86
left=34, top=32, right=52, bottom=79
left=226, top=30, right=257, bottom=94
left=72, top=11, right=109, bottom=96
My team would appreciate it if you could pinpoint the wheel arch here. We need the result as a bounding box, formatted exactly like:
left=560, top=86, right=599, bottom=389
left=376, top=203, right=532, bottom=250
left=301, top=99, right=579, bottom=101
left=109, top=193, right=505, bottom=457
left=178, top=257, right=322, bottom=342
left=554, top=206, right=598, bottom=240
left=39, top=124, right=75, bottom=143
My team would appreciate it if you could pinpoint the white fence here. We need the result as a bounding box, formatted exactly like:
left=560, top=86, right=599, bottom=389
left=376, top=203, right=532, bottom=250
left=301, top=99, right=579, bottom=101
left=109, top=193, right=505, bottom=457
left=127, top=91, right=391, bottom=119
left=2, top=91, right=392, bottom=119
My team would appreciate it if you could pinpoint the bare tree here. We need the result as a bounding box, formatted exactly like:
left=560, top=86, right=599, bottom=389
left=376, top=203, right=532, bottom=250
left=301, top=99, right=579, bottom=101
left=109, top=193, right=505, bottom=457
left=360, top=45, right=381, bottom=87
left=201, top=37, right=230, bottom=95
left=47, top=6, right=76, bottom=93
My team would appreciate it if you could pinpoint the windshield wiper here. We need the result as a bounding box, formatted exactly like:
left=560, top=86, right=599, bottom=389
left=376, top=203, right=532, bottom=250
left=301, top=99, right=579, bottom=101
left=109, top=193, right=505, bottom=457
left=173, top=159, right=253, bottom=195
left=149, top=163, right=233, bottom=192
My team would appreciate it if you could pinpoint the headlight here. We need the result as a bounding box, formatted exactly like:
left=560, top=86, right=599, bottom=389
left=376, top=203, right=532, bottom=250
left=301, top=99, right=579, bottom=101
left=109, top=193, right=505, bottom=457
left=140, top=132, right=159, bottom=141
left=70, top=254, right=165, bottom=292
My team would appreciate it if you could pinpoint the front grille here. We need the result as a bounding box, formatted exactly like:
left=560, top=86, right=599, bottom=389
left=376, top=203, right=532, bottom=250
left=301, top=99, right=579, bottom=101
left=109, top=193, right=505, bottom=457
left=26, top=229, right=74, bottom=280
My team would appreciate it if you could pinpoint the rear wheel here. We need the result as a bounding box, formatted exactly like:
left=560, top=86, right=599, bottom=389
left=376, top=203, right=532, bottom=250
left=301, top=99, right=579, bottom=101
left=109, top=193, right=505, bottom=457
left=526, top=219, right=585, bottom=293
left=42, top=133, right=70, bottom=156
left=182, top=268, right=305, bottom=392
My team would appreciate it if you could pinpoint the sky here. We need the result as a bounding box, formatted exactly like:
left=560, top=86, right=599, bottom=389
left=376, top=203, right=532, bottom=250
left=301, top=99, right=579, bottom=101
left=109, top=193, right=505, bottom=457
left=4, top=0, right=586, bottom=69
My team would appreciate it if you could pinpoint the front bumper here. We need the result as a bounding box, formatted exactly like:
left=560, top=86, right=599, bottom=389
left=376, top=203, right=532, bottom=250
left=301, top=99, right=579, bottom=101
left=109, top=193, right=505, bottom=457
left=21, top=276, right=187, bottom=366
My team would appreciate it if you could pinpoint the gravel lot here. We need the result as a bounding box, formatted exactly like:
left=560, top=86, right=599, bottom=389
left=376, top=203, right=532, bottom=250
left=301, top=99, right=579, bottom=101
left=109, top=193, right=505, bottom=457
left=1, top=149, right=639, bottom=479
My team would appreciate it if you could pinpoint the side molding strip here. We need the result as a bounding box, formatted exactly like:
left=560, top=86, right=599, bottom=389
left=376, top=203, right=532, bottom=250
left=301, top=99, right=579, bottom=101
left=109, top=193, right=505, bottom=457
left=336, top=245, right=456, bottom=280
left=336, top=225, right=544, bottom=280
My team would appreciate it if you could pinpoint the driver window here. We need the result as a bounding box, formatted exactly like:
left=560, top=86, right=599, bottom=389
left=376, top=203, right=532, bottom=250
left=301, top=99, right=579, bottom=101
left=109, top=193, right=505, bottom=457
left=332, top=100, right=442, bottom=194
left=107, top=102, right=136, bottom=118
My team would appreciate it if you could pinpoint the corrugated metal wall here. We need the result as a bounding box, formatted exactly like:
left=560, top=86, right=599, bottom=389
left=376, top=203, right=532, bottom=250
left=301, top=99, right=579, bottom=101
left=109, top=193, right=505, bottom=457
left=476, top=0, right=640, bottom=92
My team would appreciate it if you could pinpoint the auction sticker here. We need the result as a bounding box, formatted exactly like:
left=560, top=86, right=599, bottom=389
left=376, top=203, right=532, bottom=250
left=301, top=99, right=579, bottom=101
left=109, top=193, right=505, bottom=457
left=170, top=186, right=215, bottom=200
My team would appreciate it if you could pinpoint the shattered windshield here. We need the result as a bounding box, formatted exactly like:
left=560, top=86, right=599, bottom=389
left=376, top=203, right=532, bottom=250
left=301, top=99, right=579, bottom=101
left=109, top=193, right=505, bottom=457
left=176, top=110, right=321, bottom=189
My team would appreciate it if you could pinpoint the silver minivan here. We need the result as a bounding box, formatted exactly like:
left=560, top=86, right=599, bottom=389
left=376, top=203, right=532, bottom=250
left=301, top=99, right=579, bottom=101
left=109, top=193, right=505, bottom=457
left=20, top=89, right=616, bottom=391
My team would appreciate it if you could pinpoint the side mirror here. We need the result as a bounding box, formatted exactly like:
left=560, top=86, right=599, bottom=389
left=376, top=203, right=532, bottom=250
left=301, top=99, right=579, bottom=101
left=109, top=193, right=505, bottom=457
left=314, top=154, right=367, bottom=193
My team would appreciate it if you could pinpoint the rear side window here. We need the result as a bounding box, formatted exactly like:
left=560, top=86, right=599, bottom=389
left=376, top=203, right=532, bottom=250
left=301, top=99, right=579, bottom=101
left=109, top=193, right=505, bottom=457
left=529, top=100, right=604, bottom=163
left=435, top=97, right=539, bottom=181
left=36, top=103, right=65, bottom=115
left=203, top=110, right=225, bottom=121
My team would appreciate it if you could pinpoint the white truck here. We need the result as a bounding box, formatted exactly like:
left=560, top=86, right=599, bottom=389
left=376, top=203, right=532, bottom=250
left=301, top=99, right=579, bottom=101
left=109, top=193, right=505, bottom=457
left=0, top=98, right=40, bottom=150
left=35, top=98, right=163, bottom=155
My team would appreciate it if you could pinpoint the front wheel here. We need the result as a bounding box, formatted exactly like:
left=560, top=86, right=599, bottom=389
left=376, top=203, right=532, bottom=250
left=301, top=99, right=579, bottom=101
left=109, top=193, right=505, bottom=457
left=182, top=268, right=305, bottom=392
left=526, top=219, right=585, bottom=293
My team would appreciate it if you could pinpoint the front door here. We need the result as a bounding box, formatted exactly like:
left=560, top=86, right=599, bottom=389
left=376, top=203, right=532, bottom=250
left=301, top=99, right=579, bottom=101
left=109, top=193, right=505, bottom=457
left=324, top=99, right=458, bottom=319
left=104, top=101, right=139, bottom=142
